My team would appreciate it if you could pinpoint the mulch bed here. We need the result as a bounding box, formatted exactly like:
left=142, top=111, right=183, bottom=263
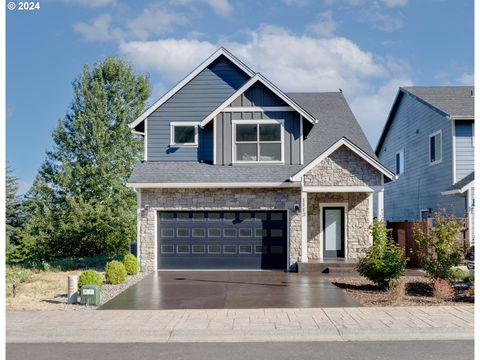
left=332, top=276, right=474, bottom=306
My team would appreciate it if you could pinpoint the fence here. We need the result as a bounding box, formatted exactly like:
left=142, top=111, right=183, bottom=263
left=387, top=217, right=469, bottom=269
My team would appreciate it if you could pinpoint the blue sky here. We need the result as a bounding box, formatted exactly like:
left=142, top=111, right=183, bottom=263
left=6, top=0, right=473, bottom=193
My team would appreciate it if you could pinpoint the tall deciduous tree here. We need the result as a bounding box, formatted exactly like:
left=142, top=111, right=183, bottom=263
left=24, top=57, right=150, bottom=259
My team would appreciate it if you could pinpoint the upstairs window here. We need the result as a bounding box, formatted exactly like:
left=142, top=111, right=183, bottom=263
left=170, top=122, right=199, bottom=147
left=429, top=130, right=442, bottom=165
left=233, top=120, right=283, bottom=163
left=395, top=149, right=404, bottom=175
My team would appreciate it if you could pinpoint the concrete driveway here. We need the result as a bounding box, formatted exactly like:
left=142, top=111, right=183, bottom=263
left=99, top=271, right=361, bottom=310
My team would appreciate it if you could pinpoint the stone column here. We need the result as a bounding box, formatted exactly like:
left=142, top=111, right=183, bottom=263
left=301, top=190, right=308, bottom=263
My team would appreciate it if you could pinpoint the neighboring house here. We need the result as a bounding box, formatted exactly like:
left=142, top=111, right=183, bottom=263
left=376, top=86, right=475, bottom=243
left=128, top=48, right=394, bottom=272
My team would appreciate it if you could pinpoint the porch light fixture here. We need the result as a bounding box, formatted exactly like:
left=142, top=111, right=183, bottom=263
left=294, top=204, right=300, bottom=214
left=143, top=204, right=150, bottom=212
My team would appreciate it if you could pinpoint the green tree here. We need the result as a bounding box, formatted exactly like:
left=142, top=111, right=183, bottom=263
left=414, top=211, right=463, bottom=280
left=24, top=57, right=150, bottom=259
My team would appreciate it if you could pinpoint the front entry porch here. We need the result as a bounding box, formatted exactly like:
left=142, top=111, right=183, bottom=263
left=298, top=186, right=384, bottom=272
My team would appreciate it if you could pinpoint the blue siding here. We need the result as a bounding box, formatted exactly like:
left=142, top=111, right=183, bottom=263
left=455, top=120, right=474, bottom=181
left=229, top=82, right=288, bottom=107
left=146, top=56, right=250, bottom=161
left=378, top=93, right=465, bottom=221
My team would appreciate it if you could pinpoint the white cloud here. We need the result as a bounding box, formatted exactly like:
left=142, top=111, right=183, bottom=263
left=458, top=73, right=474, bottom=85
left=382, top=0, right=408, bottom=7
left=74, top=14, right=125, bottom=42
left=361, top=8, right=404, bottom=32
left=127, top=4, right=188, bottom=40
left=306, top=11, right=338, bottom=37
left=171, top=0, right=233, bottom=16
left=119, top=25, right=411, bottom=145
left=62, top=0, right=117, bottom=7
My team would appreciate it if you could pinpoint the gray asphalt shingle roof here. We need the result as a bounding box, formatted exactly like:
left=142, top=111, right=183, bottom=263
left=129, top=92, right=378, bottom=184
left=402, top=86, right=474, bottom=118
left=444, top=172, right=474, bottom=193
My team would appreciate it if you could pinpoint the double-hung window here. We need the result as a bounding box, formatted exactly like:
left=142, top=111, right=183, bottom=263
left=233, top=120, right=284, bottom=163
left=429, top=130, right=442, bottom=165
left=170, top=122, right=199, bottom=147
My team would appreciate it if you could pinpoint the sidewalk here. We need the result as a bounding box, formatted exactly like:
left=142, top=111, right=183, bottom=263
left=7, top=306, right=473, bottom=343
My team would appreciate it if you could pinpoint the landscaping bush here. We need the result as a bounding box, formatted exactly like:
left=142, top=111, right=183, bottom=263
left=78, top=269, right=103, bottom=291
left=357, top=220, right=406, bottom=289
left=413, top=211, right=463, bottom=280
left=123, top=254, right=139, bottom=275
left=433, top=278, right=455, bottom=302
left=105, top=260, right=127, bottom=285
left=450, top=267, right=472, bottom=282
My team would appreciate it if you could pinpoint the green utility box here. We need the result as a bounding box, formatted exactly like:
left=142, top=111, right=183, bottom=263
left=80, top=285, right=101, bottom=306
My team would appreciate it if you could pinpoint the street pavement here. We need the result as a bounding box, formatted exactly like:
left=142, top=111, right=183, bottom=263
left=7, top=305, right=473, bottom=343
left=6, top=341, right=474, bottom=360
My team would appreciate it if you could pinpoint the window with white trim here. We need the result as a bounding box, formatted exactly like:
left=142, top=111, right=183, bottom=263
left=429, top=130, right=442, bottom=165
left=233, top=120, right=283, bottom=163
left=170, top=122, right=199, bottom=147
left=395, top=149, right=404, bottom=175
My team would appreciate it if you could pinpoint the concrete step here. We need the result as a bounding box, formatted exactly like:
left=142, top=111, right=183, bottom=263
left=298, top=262, right=358, bottom=275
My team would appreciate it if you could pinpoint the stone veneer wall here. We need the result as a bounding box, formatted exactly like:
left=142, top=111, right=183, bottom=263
left=303, top=145, right=382, bottom=187
left=139, top=188, right=301, bottom=272
left=306, top=192, right=371, bottom=261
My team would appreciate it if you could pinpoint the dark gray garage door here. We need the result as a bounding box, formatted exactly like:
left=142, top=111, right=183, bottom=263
left=157, top=210, right=287, bottom=270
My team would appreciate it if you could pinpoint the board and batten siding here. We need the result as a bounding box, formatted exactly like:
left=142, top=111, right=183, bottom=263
left=454, top=120, right=474, bottom=182
left=146, top=56, right=250, bottom=162
left=378, top=92, right=464, bottom=221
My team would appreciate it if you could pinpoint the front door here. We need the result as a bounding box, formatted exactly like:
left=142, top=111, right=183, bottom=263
left=323, top=207, right=345, bottom=258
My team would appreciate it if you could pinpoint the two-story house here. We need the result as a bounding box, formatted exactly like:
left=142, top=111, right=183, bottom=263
left=127, top=48, right=394, bottom=272
left=376, top=86, right=475, bottom=243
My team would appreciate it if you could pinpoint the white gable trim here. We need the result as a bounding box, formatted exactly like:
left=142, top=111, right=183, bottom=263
left=441, top=179, right=475, bottom=195
left=290, top=138, right=395, bottom=182
left=198, top=74, right=317, bottom=127
left=129, top=47, right=255, bottom=130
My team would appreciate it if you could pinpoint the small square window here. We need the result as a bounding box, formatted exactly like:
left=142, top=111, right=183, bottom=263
left=270, top=212, right=284, bottom=221
left=192, top=245, right=205, bottom=254
left=208, top=212, right=221, bottom=220
left=255, top=245, right=268, bottom=254
left=239, top=245, right=252, bottom=254
left=223, top=228, right=237, bottom=237
left=239, top=228, right=253, bottom=237
left=160, top=212, right=175, bottom=220
left=208, top=245, right=221, bottom=254
left=270, top=245, right=283, bottom=254
left=176, top=212, right=190, bottom=221
left=177, top=245, right=190, bottom=254
left=171, top=123, right=198, bottom=146
left=176, top=228, right=190, bottom=237
left=270, top=229, right=284, bottom=237
left=254, top=212, right=267, bottom=220
left=239, top=212, right=253, bottom=221
left=255, top=228, right=267, bottom=238
left=208, top=228, right=221, bottom=237
left=160, top=228, right=174, bottom=238
left=161, top=245, right=174, bottom=254
left=223, top=245, right=237, bottom=254
left=223, top=212, right=236, bottom=221
left=192, top=228, right=206, bottom=237
left=192, top=212, right=205, bottom=221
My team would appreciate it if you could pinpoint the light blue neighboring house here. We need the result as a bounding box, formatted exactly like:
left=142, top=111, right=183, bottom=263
left=376, top=86, right=475, bottom=244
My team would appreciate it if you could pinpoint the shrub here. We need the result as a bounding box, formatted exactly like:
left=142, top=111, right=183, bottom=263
left=78, top=269, right=103, bottom=291
left=105, top=260, right=127, bottom=285
left=414, top=211, right=463, bottom=280
left=433, top=278, right=455, bottom=302
left=450, top=267, right=471, bottom=282
left=357, top=220, right=406, bottom=289
left=123, top=254, right=139, bottom=275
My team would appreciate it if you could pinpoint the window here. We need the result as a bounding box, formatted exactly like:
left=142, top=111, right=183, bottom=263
left=395, top=149, right=404, bottom=175
left=429, top=130, right=442, bottom=165
left=170, top=122, right=199, bottom=147
left=233, top=120, right=283, bottom=163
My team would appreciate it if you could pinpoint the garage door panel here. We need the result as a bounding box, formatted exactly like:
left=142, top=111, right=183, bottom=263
left=157, top=210, right=287, bottom=270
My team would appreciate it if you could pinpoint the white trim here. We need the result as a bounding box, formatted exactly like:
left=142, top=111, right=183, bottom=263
left=377, top=189, right=384, bottom=221
left=428, top=130, right=443, bottom=166
left=395, top=148, right=404, bottom=175
left=419, top=208, right=431, bottom=221
left=198, top=74, right=316, bottom=127
left=231, top=119, right=285, bottom=164
left=368, top=193, right=373, bottom=245
left=299, top=115, right=304, bottom=165
left=452, top=120, right=457, bottom=183
left=213, top=116, right=217, bottom=165
left=154, top=209, right=158, bottom=272
left=144, top=118, right=148, bottom=161
left=319, top=202, right=348, bottom=261
left=448, top=116, right=474, bottom=120
left=467, top=188, right=473, bottom=244
left=302, top=186, right=374, bottom=193
left=291, top=138, right=395, bottom=181
left=300, top=190, right=308, bottom=263
left=132, top=130, right=144, bottom=136
left=127, top=182, right=301, bottom=189
left=129, top=48, right=255, bottom=130
left=169, top=122, right=200, bottom=147
left=136, top=189, right=142, bottom=267
left=222, top=106, right=294, bottom=112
